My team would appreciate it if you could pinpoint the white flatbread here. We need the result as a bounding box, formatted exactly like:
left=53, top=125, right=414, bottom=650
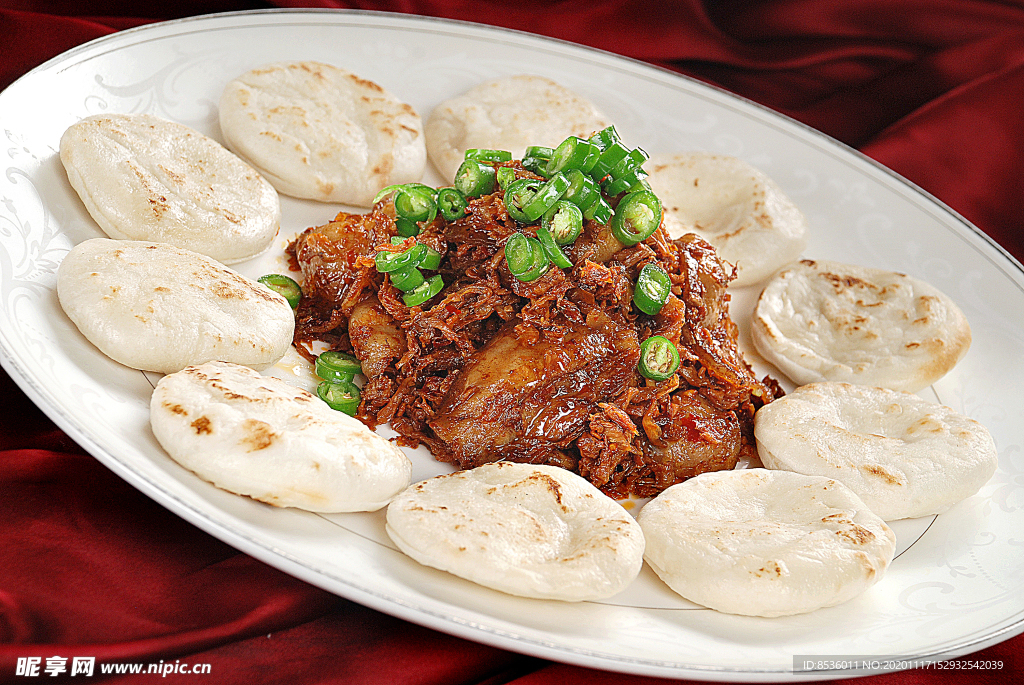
left=755, top=382, right=998, bottom=520
left=151, top=361, right=411, bottom=512
left=638, top=468, right=895, bottom=617
left=219, top=61, right=426, bottom=206
left=645, top=152, right=807, bottom=287
left=425, top=74, right=612, bottom=182
left=59, top=113, right=280, bottom=265
left=385, top=462, right=645, bottom=601
left=752, top=259, right=971, bottom=392
left=56, top=238, right=294, bottom=374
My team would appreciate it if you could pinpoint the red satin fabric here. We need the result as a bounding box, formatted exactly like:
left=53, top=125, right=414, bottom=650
left=1, top=1, right=1021, bottom=683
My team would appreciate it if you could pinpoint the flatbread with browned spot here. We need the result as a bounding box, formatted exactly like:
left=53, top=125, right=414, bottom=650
left=425, top=74, right=612, bottom=182
left=638, top=468, right=895, bottom=617
left=59, top=113, right=280, bottom=264
left=754, top=382, right=998, bottom=520
left=56, top=238, right=293, bottom=373
left=150, top=361, right=411, bottom=512
left=385, top=462, right=645, bottom=601
left=752, top=259, right=971, bottom=391
left=219, top=61, right=425, bottom=206
left=645, top=152, right=807, bottom=287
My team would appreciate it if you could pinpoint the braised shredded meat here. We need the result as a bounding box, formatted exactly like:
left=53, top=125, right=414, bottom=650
left=289, top=172, right=780, bottom=498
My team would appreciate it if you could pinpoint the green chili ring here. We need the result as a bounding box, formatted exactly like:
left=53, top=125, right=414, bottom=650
left=315, top=351, right=362, bottom=383
left=390, top=266, right=425, bottom=292
left=588, top=126, right=621, bottom=152
left=436, top=187, right=468, bottom=221
left=504, top=232, right=550, bottom=282
left=418, top=245, right=442, bottom=271
left=257, top=274, right=302, bottom=309
left=524, top=145, right=554, bottom=160
left=611, top=190, right=662, bottom=245
left=536, top=226, right=573, bottom=269
left=454, top=159, right=496, bottom=198
left=374, top=242, right=427, bottom=273
left=464, top=148, right=512, bottom=163
left=545, top=136, right=601, bottom=176
left=633, top=263, right=672, bottom=315
left=504, top=178, right=543, bottom=223
left=402, top=274, right=445, bottom=307
left=541, top=200, right=584, bottom=245
left=395, top=217, right=420, bottom=237
left=603, top=165, right=650, bottom=197
left=316, top=379, right=361, bottom=415
left=495, top=166, right=517, bottom=190
left=589, top=142, right=630, bottom=181
left=561, top=169, right=600, bottom=210
left=639, top=335, right=681, bottom=381
left=522, top=173, right=570, bottom=222
left=394, top=186, right=437, bottom=223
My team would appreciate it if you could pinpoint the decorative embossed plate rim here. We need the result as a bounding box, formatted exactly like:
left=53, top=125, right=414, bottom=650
left=2, top=10, right=1024, bottom=682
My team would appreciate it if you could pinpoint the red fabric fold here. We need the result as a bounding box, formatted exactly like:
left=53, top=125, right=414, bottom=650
left=1, top=1, right=1022, bottom=683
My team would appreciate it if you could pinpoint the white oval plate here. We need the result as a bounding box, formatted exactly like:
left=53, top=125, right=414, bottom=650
left=2, top=10, right=1023, bottom=682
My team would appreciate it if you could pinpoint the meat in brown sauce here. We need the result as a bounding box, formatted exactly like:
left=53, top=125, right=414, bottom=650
left=289, top=166, right=779, bottom=499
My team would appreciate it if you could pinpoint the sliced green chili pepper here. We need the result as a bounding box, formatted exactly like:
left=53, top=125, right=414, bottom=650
left=541, top=200, right=583, bottom=245
left=522, top=173, right=570, bottom=222
left=545, top=136, right=601, bottom=176
left=436, top=187, right=467, bottom=221
left=521, top=156, right=549, bottom=176
left=561, top=169, right=600, bottom=210
left=524, top=145, right=554, bottom=160
left=504, top=178, right=543, bottom=223
left=495, top=166, right=516, bottom=190
left=315, top=351, right=362, bottom=383
left=418, top=245, right=442, bottom=271
left=454, top=159, right=496, bottom=197
left=628, top=178, right=653, bottom=194
left=611, top=190, right=662, bottom=245
left=589, top=142, right=630, bottom=181
left=581, top=194, right=613, bottom=224
left=394, top=186, right=437, bottom=223
left=317, top=379, right=361, bottom=415
left=389, top=265, right=425, bottom=291
left=604, top=165, right=650, bottom=197
left=402, top=274, right=445, bottom=307
left=536, top=226, right=573, bottom=269
left=504, top=232, right=550, bottom=282
left=464, top=148, right=512, bottom=163
left=588, top=126, right=620, bottom=152
left=395, top=217, right=420, bottom=237
left=372, top=183, right=404, bottom=205
left=257, top=274, right=302, bottom=309
left=607, top=148, right=649, bottom=181
left=638, top=335, right=681, bottom=381
left=633, top=263, right=672, bottom=315
left=374, top=242, right=427, bottom=272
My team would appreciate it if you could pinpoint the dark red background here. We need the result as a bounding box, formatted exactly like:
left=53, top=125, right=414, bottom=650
left=2, top=1, right=1022, bottom=682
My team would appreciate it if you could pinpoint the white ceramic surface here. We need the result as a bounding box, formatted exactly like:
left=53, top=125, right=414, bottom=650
left=1, top=10, right=1022, bottom=682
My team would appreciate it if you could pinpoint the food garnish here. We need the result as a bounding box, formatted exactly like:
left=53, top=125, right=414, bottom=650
left=258, top=273, right=303, bottom=309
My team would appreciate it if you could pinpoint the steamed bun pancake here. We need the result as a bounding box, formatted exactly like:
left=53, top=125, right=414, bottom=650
left=425, top=75, right=612, bottom=182
left=755, top=382, right=998, bottom=520
left=645, top=152, right=808, bottom=287
left=385, top=462, right=645, bottom=601
left=59, top=113, right=280, bottom=265
left=752, top=259, right=971, bottom=392
left=56, top=239, right=293, bottom=374
left=151, top=361, right=412, bottom=512
left=638, top=468, right=896, bottom=617
left=219, top=61, right=426, bottom=206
